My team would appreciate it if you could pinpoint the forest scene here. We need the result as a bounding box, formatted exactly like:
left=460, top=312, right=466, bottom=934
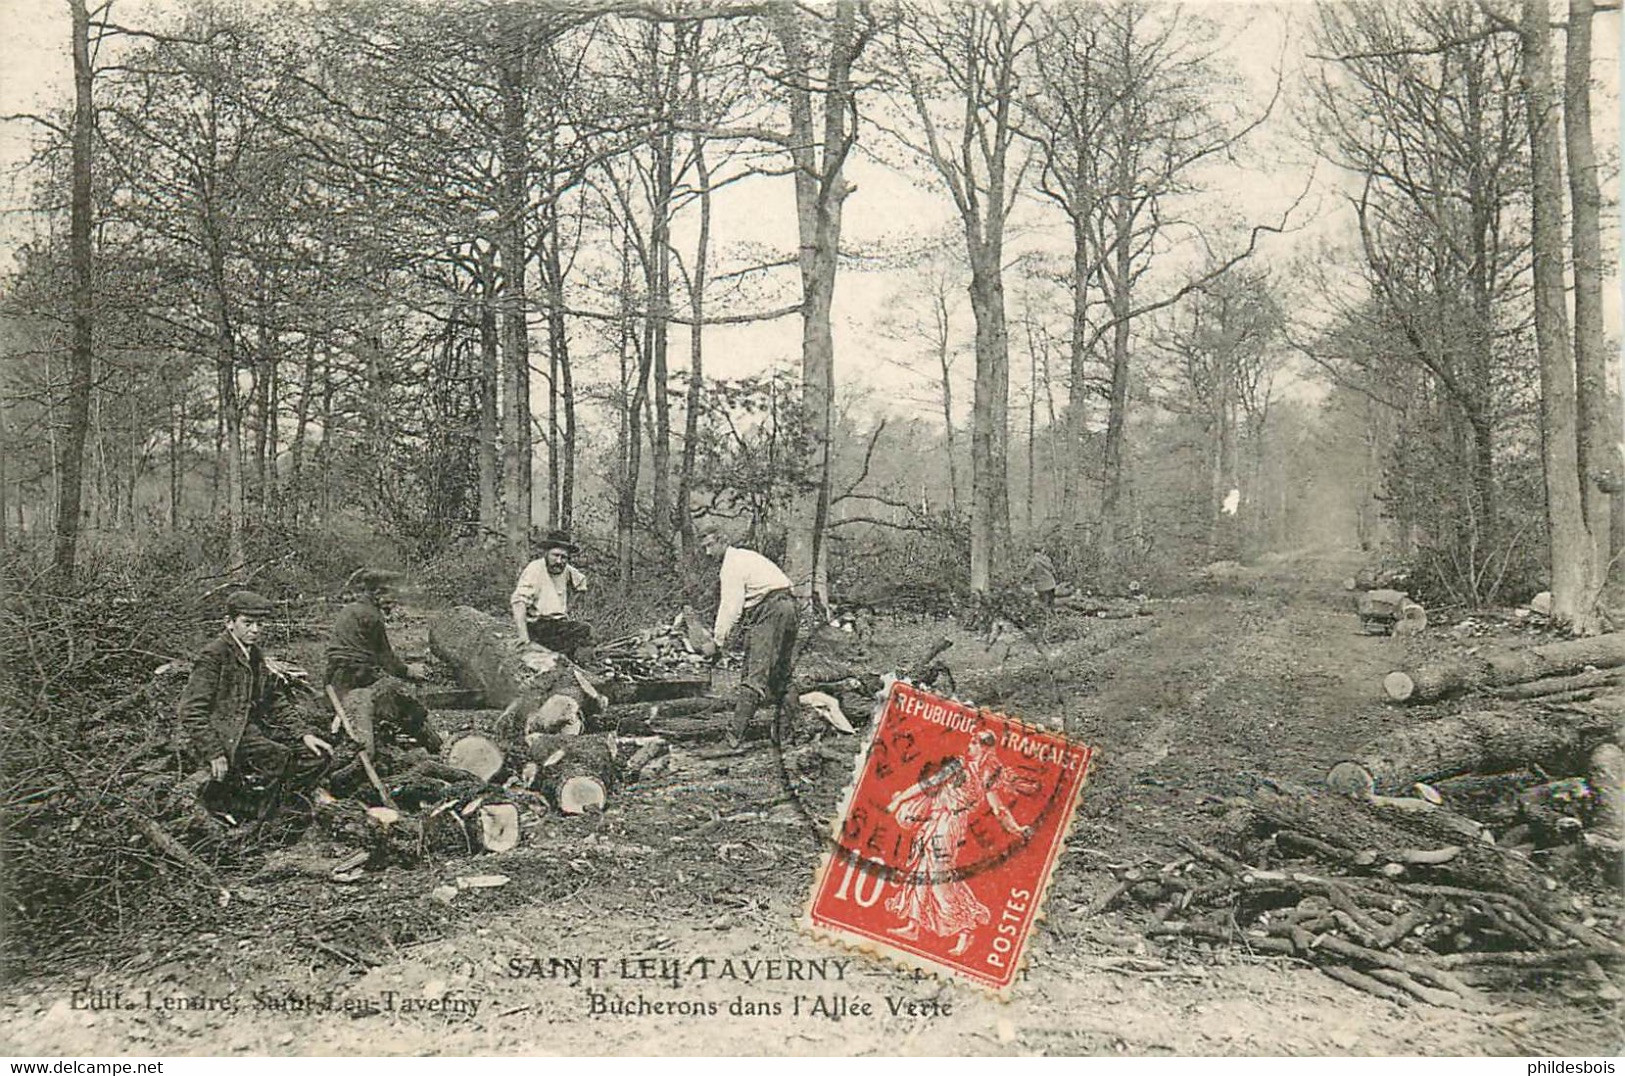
left=0, top=0, right=1621, bottom=1059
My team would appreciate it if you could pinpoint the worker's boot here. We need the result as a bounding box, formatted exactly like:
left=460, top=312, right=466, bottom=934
left=770, top=695, right=796, bottom=747
left=726, top=688, right=759, bottom=752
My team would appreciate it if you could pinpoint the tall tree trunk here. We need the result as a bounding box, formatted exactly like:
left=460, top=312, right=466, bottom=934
left=542, top=204, right=560, bottom=529
left=1563, top=0, right=1617, bottom=603
left=1026, top=337, right=1036, bottom=530
left=171, top=397, right=185, bottom=529
left=54, top=0, right=94, bottom=577
left=936, top=291, right=960, bottom=517
left=559, top=308, right=575, bottom=531
left=967, top=259, right=1011, bottom=593
left=1063, top=220, right=1091, bottom=525
left=618, top=238, right=650, bottom=587
left=777, top=1, right=856, bottom=611
left=1522, top=0, right=1594, bottom=632
left=288, top=337, right=316, bottom=530
left=676, top=136, right=711, bottom=554
left=263, top=341, right=279, bottom=523
left=476, top=251, right=501, bottom=533
left=1100, top=252, right=1132, bottom=558
left=205, top=232, right=245, bottom=570
left=650, top=123, right=675, bottom=547
left=498, top=42, right=532, bottom=552
left=317, top=345, right=334, bottom=524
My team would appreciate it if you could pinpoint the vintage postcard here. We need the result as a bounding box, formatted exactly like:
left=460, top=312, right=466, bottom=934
left=1, top=0, right=1621, bottom=1061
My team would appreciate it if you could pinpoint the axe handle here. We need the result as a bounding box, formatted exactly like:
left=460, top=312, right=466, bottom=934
left=357, top=750, right=397, bottom=811
left=325, top=684, right=394, bottom=808
left=325, top=685, right=360, bottom=742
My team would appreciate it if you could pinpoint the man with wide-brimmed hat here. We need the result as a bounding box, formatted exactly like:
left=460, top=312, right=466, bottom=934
left=510, top=529, right=593, bottom=659
left=178, top=589, right=332, bottom=793
left=324, top=568, right=427, bottom=695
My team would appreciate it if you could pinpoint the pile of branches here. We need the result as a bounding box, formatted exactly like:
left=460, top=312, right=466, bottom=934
left=1106, top=784, right=1624, bottom=1008
left=0, top=556, right=256, bottom=966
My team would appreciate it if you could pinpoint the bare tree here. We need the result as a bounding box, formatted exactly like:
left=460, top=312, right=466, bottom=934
left=1023, top=0, right=1278, bottom=556
left=884, top=0, right=1034, bottom=594
left=1563, top=0, right=1621, bottom=602
left=771, top=0, right=875, bottom=610
left=1519, top=0, right=1599, bottom=630
left=54, top=0, right=95, bottom=576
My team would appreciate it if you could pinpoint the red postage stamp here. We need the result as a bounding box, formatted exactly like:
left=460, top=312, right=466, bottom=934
left=801, top=680, right=1094, bottom=995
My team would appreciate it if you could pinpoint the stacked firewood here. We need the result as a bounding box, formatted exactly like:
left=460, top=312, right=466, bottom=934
left=594, top=607, right=717, bottom=683
left=1109, top=786, right=1624, bottom=1008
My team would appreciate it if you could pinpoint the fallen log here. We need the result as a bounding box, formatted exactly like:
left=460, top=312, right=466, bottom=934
left=427, top=708, right=509, bottom=736
left=1336, top=708, right=1623, bottom=794
left=526, top=732, right=618, bottom=814
left=418, top=687, right=485, bottom=710
left=428, top=606, right=604, bottom=728
left=1589, top=743, right=1624, bottom=841
left=1244, top=787, right=1550, bottom=907
left=601, top=677, right=710, bottom=705
left=1384, top=632, right=1625, bottom=703
left=1487, top=668, right=1625, bottom=701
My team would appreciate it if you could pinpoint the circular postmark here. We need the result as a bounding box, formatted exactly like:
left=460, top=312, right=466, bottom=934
left=767, top=679, right=1090, bottom=888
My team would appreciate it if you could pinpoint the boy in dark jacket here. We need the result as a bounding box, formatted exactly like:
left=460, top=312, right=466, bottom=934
left=178, top=590, right=332, bottom=791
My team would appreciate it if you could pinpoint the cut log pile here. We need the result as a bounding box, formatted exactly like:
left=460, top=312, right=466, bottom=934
left=425, top=606, right=683, bottom=814
left=1367, top=631, right=1625, bottom=866
left=1355, top=589, right=1427, bottom=637
left=1107, top=785, right=1624, bottom=1007
left=1383, top=631, right=1625, bottom=704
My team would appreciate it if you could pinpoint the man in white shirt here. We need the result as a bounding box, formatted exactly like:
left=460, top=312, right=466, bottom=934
left=510, top=530, right=593, bottom=660
left=698, top=525, right=799, bottom=751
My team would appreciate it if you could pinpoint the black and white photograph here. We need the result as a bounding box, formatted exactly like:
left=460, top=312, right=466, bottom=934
left=0, top=0, right=1620, bottom=1059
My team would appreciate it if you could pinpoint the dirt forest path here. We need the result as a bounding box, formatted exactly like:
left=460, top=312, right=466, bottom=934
left=4, top=552, right=1617, bottom=1056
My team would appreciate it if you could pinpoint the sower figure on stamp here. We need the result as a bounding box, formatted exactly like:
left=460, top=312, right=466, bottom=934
left=510, top=529, right=594, bottom=661
left=179, top=590, right=334, bottom=804
left=882, top=730, right=1032, bottom=956
left=697, top=525, right=799, bottom=753
left=324, top=568, right=427, bottom=696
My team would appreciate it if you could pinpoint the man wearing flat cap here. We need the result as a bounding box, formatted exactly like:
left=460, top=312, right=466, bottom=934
left=325, top=568, right=427, bottom=695
left=510, top=529, right=594, bottom=660
left=178, top=589, right=332, bottom=793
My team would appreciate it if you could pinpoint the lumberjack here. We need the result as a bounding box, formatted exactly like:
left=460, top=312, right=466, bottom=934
left=324, top=568, right=427, bottom=695
left=696, top=524, right=799, bottom=753
left=510, top=529, right=594, bottom=661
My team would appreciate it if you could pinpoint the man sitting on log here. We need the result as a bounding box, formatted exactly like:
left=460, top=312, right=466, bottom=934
left=697, top=525, right=799, bottom=752
left=179, top=589, right=333, bottom=797
left=325, top=568, right=427, bottom=695
left=510, top=529, right=594, bottom=661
